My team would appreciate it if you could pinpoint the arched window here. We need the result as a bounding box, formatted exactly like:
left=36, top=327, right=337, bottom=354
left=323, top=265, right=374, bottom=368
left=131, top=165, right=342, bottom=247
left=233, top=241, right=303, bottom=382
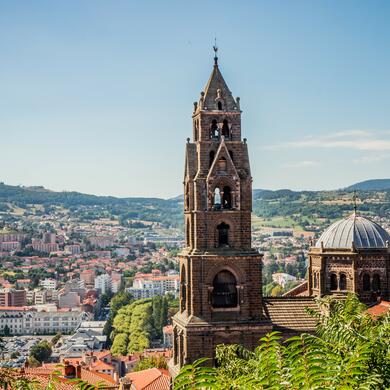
left=222, top=120, right=230, bottom=138
left=180, top=266, right=186, bottom=312
left=222, top=186, right=232, bottom=209
left=217, top=222, right=229, bottom=247
left=228, top=150, right=234, bottom=162
left=372, top=274, right=381, bottom=291
left=212, top=270, right=237, bottom=308
left=209, top=151, right=215, bottom=168
left=363, top=274, right=370, bottom=291
left=339, top=273, right=347, bottom=291
left=186, top=219, right=190, bottom=247
left=217, top=101, right=223, bottom=110
left=194, top=120, right=199, bottom=141
left=213, top=188, right=221, bottom=209
left=210, top=120, right=218, bottom=138
left=330, top=273, right=337, bottom=291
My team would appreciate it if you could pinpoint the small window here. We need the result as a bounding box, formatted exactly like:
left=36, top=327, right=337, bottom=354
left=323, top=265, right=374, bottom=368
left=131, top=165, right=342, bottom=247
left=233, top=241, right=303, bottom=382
left=217, top=101, right=223, bottom=110
left=339, top=273, right=347, bottom=291
left=212, top=270, right=237, bottom=308
left=313, top=273, right=318, bottom=289
left=363, top=274, right=370, bottom=291
left=330, top=273, right=337, bottom=291
left=217, top=222, right=229, bottom=247
left=372, top=274, right=381, bottom=291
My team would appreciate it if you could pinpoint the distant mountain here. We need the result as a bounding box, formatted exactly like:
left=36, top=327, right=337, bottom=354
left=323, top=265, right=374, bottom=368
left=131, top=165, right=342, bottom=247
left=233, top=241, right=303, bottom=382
left=345, top=179, right=390, bottom=191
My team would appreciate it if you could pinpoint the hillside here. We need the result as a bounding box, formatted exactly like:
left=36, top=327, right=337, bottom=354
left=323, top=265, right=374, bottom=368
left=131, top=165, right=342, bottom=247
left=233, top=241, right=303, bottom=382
left=345, top=179, right=390, bottom=191
left=0, top=182, right=389, bottom=231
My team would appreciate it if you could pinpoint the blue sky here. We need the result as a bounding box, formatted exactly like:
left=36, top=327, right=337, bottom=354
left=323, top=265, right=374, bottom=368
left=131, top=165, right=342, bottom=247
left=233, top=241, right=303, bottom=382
left=1, top=1, right=390, bottom=198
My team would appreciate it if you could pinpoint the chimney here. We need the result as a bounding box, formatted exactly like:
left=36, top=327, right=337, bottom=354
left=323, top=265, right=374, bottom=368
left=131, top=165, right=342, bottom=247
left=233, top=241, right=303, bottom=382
left=76, top=363, right=82, bottom=379
left=119, top=377, right=132, bottom=390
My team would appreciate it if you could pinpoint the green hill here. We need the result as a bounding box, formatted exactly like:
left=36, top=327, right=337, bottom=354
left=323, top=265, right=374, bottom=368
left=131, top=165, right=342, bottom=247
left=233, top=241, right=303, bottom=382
left=345, top=179, right=390, bottom=191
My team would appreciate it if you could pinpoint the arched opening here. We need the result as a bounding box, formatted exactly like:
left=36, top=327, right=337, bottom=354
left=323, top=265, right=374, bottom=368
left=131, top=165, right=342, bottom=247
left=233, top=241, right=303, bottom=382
left=228, top=150, right=234, bottom=162
left=210, top=120, right=218, bottom=139
left=180, top=266, right=186, bottom=312
left=213, top=188, right=221, bottom=209
left=217, top=101, right=223, bottom=110
left=217, top=222, right=229, bottom=247
left=217, top=157, right=227, bottom=171
left=330, top=273, right=337, bottom=291
left=339, top=273, right=347, bottom=291
left=194, top=120, right=199, bottom=141
left=363, top=273, right=371, bottom=291
left=222, top=186, right=232, bottom=209
left=209, top=151, right=215, bottom=168
left=222, top=120, right=230, bottom=138
left=186, top=219, right=190, bottom=247
left=313, top=273, right=318, bottom=289
left=372, top=274, right=381, bottom=291
left=212, top=270, right=238, bottom=308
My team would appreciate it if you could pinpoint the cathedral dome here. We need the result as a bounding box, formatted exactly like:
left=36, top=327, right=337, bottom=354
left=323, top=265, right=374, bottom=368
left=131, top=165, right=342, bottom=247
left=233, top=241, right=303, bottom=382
left=316, top=213, right=390, bottom=249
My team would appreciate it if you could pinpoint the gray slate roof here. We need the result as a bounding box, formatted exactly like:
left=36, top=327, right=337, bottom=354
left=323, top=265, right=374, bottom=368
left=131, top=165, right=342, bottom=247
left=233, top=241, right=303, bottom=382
left=316, top=213, right=390, bottom=249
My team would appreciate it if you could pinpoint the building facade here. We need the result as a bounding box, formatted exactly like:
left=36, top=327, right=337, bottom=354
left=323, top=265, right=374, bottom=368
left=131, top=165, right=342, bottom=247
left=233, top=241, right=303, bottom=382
left=169, top=52, right=271, bottom=376
left=308, top=212, right=390, bottom=303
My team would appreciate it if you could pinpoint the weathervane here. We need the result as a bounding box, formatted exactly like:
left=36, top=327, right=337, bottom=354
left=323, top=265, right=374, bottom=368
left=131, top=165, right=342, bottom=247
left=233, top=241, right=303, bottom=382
left=213, top=38, right=218, bottom=65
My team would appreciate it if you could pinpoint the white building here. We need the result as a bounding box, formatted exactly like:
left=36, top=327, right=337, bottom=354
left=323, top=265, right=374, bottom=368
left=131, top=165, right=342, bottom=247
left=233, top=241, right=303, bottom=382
left=94, top=274, right=112, bottom=294
left=0, top=306, right=90, bottom=335
left=272, top=272, right=297, bottom=288
left=40, top=278, right=58, bottom=290
left=127, top=272, right=179, bottom=299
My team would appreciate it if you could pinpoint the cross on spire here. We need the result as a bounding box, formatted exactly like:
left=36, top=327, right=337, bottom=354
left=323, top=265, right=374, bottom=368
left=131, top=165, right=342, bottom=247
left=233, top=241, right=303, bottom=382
left=353, top=190, right=358, bottom=214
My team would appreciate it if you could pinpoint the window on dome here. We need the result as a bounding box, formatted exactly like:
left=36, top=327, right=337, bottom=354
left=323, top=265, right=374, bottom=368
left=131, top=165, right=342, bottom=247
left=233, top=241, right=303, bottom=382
left=339, top=273, right=347, bottom=291
left=372, top=274, right=381, bottom=291
left=363, top=274, right=370, bottom=292
left=330, top=273, right=337, bottom=291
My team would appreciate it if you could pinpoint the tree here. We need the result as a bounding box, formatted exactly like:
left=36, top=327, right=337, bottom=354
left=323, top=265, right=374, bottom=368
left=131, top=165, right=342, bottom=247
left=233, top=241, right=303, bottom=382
left=30, top=341, right=52, bottom=363
left=174, top=294, right=390, bottom=389
left=134, top=356, right=168, bottom=371
left=3, top=325, right=10, bottom=336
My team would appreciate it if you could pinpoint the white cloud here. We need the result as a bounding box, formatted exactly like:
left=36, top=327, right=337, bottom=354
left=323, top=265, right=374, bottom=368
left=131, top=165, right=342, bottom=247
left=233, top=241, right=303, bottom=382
left=265, top=130, right=390, bottom=151
left=353, top=154, right=390, bottom=164
left=283, top=160, right=320, bottom=168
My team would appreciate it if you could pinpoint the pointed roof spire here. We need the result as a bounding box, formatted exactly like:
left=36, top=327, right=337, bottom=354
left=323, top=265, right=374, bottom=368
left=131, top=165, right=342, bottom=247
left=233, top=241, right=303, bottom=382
left=200, top=44, right=239, bottom=111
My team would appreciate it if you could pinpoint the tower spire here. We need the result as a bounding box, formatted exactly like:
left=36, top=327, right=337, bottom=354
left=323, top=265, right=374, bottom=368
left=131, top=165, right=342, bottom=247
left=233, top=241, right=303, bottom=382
left=213, top=38, right=218, bottom=66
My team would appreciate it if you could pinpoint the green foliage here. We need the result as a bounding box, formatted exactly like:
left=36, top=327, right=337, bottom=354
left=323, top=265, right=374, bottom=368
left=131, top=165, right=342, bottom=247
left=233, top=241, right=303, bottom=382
left=134, top=355, right=168, bottom=371
left=174, top=294, right=390, bottom=389
left=29, top=341, right=52, bottom=363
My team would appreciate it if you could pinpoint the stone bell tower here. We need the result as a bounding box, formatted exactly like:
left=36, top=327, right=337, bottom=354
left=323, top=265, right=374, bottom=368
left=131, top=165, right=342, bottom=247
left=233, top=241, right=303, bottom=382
left=169, top=49, right=270, bottom=376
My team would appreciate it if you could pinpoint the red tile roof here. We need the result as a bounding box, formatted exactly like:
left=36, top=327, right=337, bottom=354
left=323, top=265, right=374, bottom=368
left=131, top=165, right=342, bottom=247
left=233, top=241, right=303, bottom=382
left=126, top=368, right=170, bottom=390
left=366, top=301, right=390, bottom=318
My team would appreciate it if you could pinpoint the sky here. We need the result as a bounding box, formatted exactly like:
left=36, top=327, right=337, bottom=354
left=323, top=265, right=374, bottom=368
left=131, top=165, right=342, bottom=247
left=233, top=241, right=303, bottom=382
left=1, top=1, right=390, bottom=198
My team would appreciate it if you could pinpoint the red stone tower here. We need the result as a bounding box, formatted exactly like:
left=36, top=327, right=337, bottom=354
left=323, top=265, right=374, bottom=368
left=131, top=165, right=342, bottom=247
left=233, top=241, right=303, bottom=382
left=169, top=50, right=270, bottom=375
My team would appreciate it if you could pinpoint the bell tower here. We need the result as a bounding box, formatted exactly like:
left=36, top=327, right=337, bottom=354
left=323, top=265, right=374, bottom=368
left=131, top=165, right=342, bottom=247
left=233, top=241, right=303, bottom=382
left=169, top=49, right=270, bottom=376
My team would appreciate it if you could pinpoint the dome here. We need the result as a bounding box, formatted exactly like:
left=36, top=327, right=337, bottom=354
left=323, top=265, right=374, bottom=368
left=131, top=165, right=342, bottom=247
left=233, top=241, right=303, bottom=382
left=316, top=213, right=390, bottom=249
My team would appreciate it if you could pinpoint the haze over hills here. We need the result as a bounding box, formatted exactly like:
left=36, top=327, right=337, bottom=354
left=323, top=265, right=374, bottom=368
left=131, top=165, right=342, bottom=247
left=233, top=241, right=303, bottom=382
left=0, top=181, right=389, bottom=230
